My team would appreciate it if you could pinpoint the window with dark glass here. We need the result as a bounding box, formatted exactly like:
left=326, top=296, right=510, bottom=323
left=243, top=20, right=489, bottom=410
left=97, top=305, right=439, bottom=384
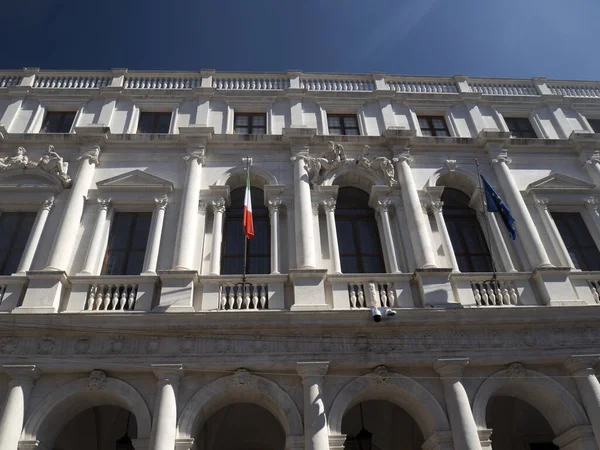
left=552, top=212, right=600, bottom=271
left=102, top=213, right=152, bottom=275
left=335, top=187, right=385, bottom=273
left=41, top=111, right=76, bottom=133
left=234, top=113, right=266, bottom=135
left=587, top=118, right=600, bottom=133
left=327, top=114, right=360, bottom=136
left=222, top=187, right=270, bottom=274
left=418, top=115, right=450, bottom=137
left=0, top=212, right=36, bottom=275
left=137, top=112, right=172, bottom=134
left=504, top=117, right=537, bottom=138
left=442, top=188, right=493, bottom=272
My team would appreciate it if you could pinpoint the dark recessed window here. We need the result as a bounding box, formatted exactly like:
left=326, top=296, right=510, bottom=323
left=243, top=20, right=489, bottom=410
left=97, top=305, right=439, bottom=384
left=234, top=113, right=266, bottom=135
left=222, top=187, right=270, bottom=274
left=504, top=117, right=537, bottom=138
left=327, top=114, right=360, bottom=136
left=418, top=115, right=450, bottom=137
left=529, top=443, right=559, bottom=450
left=587, top=118, right=600, bottom=133
left=41, top=111, right=76, bottom=133
left=0, top=212, right=36, bottom=275
left=102, top=213, right=152, bottom=275
left=335, top=188, right=385, bottom=273
left=552, top=212, right=600, bottom=271
left=442, top=188, right=493, bottom=272
left=137, top=112, right=172, bottom=134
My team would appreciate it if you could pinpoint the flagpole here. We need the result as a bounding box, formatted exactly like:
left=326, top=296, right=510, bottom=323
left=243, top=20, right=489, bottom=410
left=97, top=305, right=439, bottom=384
left=475, top=159, right=498, bottom=280
left=242, top=156, right=251, bottom=301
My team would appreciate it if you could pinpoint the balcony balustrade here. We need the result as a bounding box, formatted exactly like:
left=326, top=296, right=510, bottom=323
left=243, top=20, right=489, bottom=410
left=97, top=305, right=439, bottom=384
left=451, top=272, right=537, bottom=307
left=200, top=274, right=287, bottom=311
left=328, top=274, right=414, bottom=309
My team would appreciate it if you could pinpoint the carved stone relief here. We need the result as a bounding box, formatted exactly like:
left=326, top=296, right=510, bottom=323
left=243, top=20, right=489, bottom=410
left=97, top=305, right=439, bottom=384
left=0, top=145, right=72, bottom=187
left=88, top=369, right=107, bottom=390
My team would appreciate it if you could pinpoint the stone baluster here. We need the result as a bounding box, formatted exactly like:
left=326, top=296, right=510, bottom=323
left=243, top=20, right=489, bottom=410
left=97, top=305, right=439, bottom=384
left=297, top=362, right=330, bottom=450
left=489, top=150, right=552, bottom=268
left=534, top=198, right=574, bottom=268
left=376, top=199, right=400, bottom=273
left=0, top=365, right=40, bottom=450
left=142, top=196, right=169, bottom=274
left=80, top=198, right=112, bottom=275
left=322, top=199, right=342, bottom=274
left=16, top=197, right=54, bottom=274
left=268, top=199, right=283, bottom=274
left=209, top=198, right=226, bottom=275
left=292, top=151, right=316, bottom=269
left=393, top=152, right=437, bottom=268
left=428, top=200, right=459, bottom=272
left=565, top=355, right=600, bottom=449
left=172, top=146, right=205, bottom=270
left=46, top=145, right=100, bottom=271
left=434, top=359, right=482, bottom=450
left=149, top=364, right=183, bottom=450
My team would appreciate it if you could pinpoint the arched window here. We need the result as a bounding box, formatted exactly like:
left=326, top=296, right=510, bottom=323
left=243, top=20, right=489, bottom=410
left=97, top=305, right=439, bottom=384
left=442, top=188, right=493, bottom=272
left=335, top=187, right=385, bottom=273
left=221, top=187, right=270, bottom=274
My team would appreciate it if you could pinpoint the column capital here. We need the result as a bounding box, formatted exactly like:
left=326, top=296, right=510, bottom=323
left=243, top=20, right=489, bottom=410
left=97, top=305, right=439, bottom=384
left=392, top=150, right=413, bottom=165
left=78, top=145, right=101, bottom=165
left=152, top=364, right=184, bottom=383
left=584, top=151, right=600, bottom=166
left=585, top=197, right=598, bottom=212
left=322, top=198, right=336, bottom=213
left=212, top=198, right=226, bottom=213
left=428, top=200, right=443, bottom=213
left=184, top=145, right=206, bottom=164
left=97, top=198, right=112, bottom=210
left=297, top=361, right=329, bottom=378
left=40, top=196, right=55, bottom=211
left=488, top=149, right=512, bottom=165
left=565, top=354, right=600, bottom=376
left=311, top=202, right=320, bottom=216
left=198, top=201, right=208, bottom=214
left=268, top=198, right=283, bottom=214
left=155, top=195, right=169, bottom=211
left=3, top=364, right=40, bottom=384
left=534, top=197, right=549, bottom=211
left=434, top=358, right=469, bottom=378
left=375, top=198, right=392, bottom=213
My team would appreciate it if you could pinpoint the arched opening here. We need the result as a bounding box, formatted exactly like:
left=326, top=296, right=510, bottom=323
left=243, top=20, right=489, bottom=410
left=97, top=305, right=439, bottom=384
left=50, top=405, right=137, bottom=450
left=341, top=400, right=424, bottom=450
left=486, top=396, right=558, bottom=450
left=335, top=187, right=385, bottom=273
left=441, top=188, right=493, bottom=272
left=222, top=186, right=270, bottom=275
left=195, top=403, right=286, bottom=450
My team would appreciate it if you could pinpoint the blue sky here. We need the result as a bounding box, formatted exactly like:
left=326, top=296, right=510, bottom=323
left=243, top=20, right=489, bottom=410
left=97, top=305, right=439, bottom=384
left=1, top=0, right=598, bottom=80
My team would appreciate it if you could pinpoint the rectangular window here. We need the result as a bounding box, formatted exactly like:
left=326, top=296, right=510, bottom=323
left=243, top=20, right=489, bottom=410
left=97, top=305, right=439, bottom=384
left=102, top=213, right=152, bottom=275
left=327, top=114, right=360, bottom=136
left=234, top=113, right=266, bottom=135
left=417, top=115, right=450, bottom=137
left=587, top=118, right=600, bottom=133
left=0, top=212, right=36, bottom=275
left=552, top=212, right=600, bottom=271
left=504, top=117, right=537, bottom=138
left=41, top=111, right=76, bottom=133
left=137, top=112, right=172, bottom=134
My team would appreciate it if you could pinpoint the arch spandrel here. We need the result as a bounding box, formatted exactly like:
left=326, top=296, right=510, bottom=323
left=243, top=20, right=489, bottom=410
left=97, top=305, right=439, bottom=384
left=214, top=164, right=279, bottom=190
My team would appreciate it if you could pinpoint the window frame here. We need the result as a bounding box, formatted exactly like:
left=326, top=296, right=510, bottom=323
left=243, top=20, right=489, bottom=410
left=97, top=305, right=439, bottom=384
left=0, top=212, right=37, bottom=276
left=503, top=116, right=538, bottom=139
left=417, top=115, right=451, bottom=137
left=233, top=112, right=267, bottom=135
left=326, top=114, right=361, bottom=136
left=40, top=110, right=77, bottom=134
left=136, top=111, right=173, bottom=134
left=586, top=117, right=600, bottom=133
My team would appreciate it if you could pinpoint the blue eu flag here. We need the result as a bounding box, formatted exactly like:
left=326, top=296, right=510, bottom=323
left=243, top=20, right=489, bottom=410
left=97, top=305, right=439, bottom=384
left=481, top=175, right=517, bottom=240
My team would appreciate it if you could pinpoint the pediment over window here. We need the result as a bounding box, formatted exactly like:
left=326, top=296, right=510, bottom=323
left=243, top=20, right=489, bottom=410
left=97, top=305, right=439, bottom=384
left=0, top=171, right=62, bottom=194
left=526, top=173, right=596, bottom=194
left=96, top=170, right=174, bottom=194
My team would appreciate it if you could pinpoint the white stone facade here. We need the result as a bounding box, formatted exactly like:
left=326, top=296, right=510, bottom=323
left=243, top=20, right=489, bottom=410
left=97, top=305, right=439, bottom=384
left=0, top=69, right=597, bottom=449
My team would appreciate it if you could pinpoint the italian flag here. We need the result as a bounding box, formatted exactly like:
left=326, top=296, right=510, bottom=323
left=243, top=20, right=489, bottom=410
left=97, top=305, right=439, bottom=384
left=243, top=170, right=254, bottom=239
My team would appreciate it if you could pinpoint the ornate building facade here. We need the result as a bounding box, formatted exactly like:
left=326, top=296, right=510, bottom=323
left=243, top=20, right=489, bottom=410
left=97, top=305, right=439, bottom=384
left=0, top=69, right=598, bottom=450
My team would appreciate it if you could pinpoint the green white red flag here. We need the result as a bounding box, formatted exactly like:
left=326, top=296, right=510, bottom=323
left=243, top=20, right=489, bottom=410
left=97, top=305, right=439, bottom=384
left=243, top=170, right=254, bottom=239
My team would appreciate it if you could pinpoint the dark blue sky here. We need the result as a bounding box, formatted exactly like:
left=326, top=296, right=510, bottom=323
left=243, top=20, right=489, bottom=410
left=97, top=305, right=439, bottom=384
left=2, top=0, right=598, bottom=80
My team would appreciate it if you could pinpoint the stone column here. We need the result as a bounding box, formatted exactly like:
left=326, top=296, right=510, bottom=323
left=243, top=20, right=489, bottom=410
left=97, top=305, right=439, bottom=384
left=209, top=198, right=226, bottom=275
left=172, top=146, right=205, bottom=270
left=565, top=355, right=600, bottom=449
left=489, top=151, right=552, bottom=268
left=149, top=364, right=183, bottom=450
left=534, top=198, right=574, bottom=268
left=292, top=153, right=316, bottom=269
left=434, top=359, right=482, bottom=450
left=297, top=362, right=330, bottom=450
left=376, top=199, right=400, bottom=273
left=46, top=145, right=100, bottom=271
left=143, top=196, right=169, bottom=274
left=80, top=198, right=111, bottom=275
left=429, top=200, right=459, bottom=272
left=0, top=365, right=40, bottom=450
left=268, top=199, right=282, bottom=274
left=394, top=152, right=437, bottom=268
left=16, top=197, right=54, bottom=274
left=322, top=199, right=342, bottom=274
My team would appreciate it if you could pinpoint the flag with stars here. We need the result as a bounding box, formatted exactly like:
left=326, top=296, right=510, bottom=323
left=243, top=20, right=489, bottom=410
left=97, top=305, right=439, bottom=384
left=481, top=175, right=517, bottom=240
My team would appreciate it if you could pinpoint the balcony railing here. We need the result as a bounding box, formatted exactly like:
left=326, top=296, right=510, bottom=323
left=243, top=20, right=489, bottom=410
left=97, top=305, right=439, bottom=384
left=451, top=272, right=537, bottom=307
left=469, top=81, right=538, bottom=96
left=200, top=274, right=287, bottom=311
left=219, top=283, right=269, bottom=310
left=329, top=274, right=414, bottom=309
left=471, top=280, right=519, bottom=306
left=347, top=281, right=396, bottom=309
left=300, top=75, right=374, bottom=92
left=386, top=77, right=458, bottom=94
left=124, top=74, right=200, bottom=89
left=0, top=75, right=22, bottom=88
left=547, top=81, right=600, bottom=98
left=85, top=284, right=138, bottom=311
left=213, top=75, right=289, bottom=90
left=33, top=74, right=111, bottom=89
